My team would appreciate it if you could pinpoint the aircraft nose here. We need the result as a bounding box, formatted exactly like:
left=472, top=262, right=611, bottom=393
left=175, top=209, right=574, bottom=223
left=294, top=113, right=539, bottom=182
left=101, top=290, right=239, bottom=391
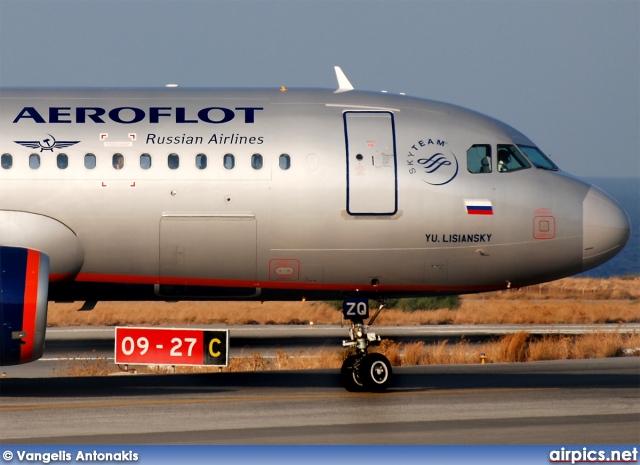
left=582, top=186, right=631, bottom=272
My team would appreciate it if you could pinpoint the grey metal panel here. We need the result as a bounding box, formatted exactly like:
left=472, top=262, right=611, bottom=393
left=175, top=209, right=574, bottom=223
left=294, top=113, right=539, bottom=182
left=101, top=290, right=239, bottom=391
left=160, top=214, right=256, bottom=281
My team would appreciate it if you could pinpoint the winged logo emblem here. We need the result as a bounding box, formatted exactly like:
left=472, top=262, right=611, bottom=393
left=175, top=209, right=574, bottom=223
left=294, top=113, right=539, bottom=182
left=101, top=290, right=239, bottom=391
left=14, top=134, right=80, bottom=152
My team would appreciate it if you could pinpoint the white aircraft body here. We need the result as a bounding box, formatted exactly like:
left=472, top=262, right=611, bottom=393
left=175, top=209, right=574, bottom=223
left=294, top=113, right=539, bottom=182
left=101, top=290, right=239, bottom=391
left=0, top=69, right=630, bottom=390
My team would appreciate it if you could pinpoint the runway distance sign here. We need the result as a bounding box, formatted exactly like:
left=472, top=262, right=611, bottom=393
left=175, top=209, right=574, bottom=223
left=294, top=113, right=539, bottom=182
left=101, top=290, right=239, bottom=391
left=115, top=327, right=229, bottom=366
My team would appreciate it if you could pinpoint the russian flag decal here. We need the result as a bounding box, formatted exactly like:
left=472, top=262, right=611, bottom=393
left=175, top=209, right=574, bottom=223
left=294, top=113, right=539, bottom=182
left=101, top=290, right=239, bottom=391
left=464, top=199, right=493, bottom=215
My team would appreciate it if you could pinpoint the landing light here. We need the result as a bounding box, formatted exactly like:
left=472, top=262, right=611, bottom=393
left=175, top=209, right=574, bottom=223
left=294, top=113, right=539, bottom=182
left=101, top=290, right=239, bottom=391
left=165, top=84, right=179, bottom=88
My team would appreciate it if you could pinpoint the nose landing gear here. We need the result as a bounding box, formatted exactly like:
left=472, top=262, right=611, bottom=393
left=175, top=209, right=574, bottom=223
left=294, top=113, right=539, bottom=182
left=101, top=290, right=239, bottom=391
left=340, top=299, right=393, bottom=392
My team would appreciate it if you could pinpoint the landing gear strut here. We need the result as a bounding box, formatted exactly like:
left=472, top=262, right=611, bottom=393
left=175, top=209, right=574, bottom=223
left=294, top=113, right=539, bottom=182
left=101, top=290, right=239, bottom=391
left=340, top=299, right=392, bottom=392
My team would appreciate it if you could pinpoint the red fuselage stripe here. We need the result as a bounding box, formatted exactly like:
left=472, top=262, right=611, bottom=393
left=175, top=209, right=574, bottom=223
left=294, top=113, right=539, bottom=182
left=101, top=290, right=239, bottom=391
left=71, top=272, right=502, bottom=293
left=20, top=250, right=40, bottom=363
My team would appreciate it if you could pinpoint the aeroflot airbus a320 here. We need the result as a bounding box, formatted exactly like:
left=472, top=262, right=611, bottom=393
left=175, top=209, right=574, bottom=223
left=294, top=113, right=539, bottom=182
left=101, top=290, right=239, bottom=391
left=0, top=67, right=630, bottom=391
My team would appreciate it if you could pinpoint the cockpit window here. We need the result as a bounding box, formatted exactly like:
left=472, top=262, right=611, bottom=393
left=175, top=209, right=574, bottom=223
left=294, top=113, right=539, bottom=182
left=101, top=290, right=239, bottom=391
left=497, top=144, right=530, bottom=172
left=518, top=145, right=558, bottom=171
left=467, top=144, right=492, bottom=174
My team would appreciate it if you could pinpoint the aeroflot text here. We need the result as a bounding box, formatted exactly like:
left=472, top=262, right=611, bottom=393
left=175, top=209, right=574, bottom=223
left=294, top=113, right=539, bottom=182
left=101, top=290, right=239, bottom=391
left=12, top=107, right=263, bottom=124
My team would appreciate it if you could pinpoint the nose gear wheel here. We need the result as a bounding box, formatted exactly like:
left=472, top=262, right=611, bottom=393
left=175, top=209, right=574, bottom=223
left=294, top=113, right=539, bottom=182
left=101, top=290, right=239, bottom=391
left=340, top=300, right=393, bottom=392
left=361, top=353, right=392, bottom=391
left=341, top=355, right=365, bottom=392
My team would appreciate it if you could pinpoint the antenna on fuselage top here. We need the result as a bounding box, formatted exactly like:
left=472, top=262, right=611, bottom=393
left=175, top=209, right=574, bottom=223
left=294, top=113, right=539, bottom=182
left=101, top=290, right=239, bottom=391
left=334, top=66, right=354, bottom=93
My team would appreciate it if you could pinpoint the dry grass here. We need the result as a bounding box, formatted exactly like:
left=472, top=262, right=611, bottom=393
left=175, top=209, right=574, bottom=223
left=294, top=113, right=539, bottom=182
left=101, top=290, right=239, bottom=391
left=46, top=277, right=640, bottom=328
left=55, top=331, right=640, bottom=377
left=464, top=276, right=640, bottom=301
left=53, top=355, right=117, bottom=377
left=49, top=276, right=639, bottom=376
left=47, top=300, right=343, bottom=327
left=46, top=299, right=640, bottom=327
left=375, top=331, right=640, bottom=366
left=119, top=349, right=347, bottom=375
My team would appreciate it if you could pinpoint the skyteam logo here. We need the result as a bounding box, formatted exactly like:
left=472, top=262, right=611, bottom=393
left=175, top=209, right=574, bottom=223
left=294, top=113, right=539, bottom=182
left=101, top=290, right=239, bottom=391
left=14, top=134, right=79, bottom=152
left=406, top=138, right=458, bottom=185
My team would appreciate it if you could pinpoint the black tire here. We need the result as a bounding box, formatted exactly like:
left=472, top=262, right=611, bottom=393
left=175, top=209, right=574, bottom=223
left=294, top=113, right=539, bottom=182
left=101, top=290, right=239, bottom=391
left=360, top=353, right=392, bottom=392
left=341, top=355, right=365, bottom=392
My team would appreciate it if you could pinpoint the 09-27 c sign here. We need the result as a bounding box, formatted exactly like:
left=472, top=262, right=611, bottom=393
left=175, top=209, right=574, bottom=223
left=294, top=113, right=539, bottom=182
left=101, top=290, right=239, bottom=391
left=115, top=327, right=229, bottom=366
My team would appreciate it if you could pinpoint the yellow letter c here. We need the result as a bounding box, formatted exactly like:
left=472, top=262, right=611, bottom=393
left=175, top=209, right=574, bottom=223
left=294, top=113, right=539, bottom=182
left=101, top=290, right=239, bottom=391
left=208, top=338, right=221, bottom=357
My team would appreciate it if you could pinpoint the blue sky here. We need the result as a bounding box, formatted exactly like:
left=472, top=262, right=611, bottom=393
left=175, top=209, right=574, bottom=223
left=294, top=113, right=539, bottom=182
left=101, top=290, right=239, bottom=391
left=0, top=0, right=637, bottom=179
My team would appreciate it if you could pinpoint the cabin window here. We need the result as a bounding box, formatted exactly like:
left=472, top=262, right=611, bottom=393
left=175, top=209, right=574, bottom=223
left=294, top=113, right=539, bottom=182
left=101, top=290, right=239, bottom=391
left=1, top=154, right=12, bottom=170
left=279, top=154, right=291, bottom=170
left=251, top=154, right=263, bottom=170
left=168, top=153, right=179, bottom=170
left=84, top=153, right=96, bottom=169
left=223, top=153, right=235, bottom=170
left=112, top=153, right=124, bottom=170
left=195, top=153, right=207, bottom=170
left=497, top=144, right=531, bottom=172
left=29, top=154, right=40, bottom=169
left=57, top=153, right=68, bottom=170
left=467, top=145, right=491, bottom=174
left=140, top=153, right=152, bottom=170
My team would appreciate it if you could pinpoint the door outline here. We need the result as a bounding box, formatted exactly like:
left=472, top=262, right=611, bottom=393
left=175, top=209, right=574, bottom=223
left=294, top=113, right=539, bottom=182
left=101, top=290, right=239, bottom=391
left=344, top=111, right=398, bottom=216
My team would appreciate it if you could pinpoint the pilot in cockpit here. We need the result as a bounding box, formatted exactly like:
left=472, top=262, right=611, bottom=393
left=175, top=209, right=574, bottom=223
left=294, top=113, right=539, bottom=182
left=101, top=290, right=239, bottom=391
left=498, top=149, right=511, bottom=172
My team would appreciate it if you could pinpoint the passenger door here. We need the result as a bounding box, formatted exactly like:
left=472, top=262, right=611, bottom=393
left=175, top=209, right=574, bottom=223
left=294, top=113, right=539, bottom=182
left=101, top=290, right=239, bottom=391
left=344, top=111, right=398, bottom=215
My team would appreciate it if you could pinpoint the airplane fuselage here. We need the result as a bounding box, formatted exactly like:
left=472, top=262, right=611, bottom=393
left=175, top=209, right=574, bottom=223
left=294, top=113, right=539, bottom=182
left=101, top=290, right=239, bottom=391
left=0, top=87, right=630, bottom=302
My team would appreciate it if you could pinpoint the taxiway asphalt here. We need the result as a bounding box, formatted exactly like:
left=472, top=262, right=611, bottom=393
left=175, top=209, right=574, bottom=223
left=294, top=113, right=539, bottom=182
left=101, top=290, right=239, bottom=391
left=1, top=357, right=638, bottom=444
